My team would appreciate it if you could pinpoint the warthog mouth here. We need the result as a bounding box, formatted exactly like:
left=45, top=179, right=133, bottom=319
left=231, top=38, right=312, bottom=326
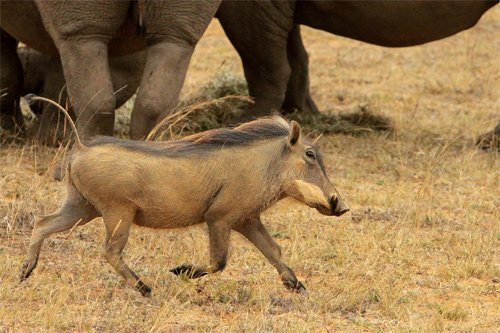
left=331, top=195, right=350, bottom=217
left=314, top=196, right=350, bottom=217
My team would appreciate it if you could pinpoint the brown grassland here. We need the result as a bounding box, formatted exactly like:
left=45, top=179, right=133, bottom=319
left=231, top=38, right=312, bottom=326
left=1, top=8, right=499, bottom=333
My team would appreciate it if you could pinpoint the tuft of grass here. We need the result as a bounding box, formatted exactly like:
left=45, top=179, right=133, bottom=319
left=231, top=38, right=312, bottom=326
left=434, top=303, right=469, bottom=322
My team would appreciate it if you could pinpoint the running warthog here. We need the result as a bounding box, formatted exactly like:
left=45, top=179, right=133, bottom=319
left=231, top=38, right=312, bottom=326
left=19, top=101, right=349, bottom=296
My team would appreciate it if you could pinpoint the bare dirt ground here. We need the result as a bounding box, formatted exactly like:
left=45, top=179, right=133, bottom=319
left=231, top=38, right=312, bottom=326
left=1, top=8, right=499, bottom=333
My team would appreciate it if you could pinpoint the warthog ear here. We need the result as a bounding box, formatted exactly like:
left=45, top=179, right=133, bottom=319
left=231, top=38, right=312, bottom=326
left=289, top=120, right=301, bottom=146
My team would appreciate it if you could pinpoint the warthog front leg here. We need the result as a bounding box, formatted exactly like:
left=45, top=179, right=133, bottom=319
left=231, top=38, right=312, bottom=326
left=102, top=207, right=151, bottom=297
left=233, top=217, right=305, bottom=293
left=170, top=217, right=232, bottom=279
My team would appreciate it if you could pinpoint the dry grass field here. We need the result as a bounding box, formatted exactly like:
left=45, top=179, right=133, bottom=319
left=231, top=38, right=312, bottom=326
left=1, top=7, right=499, bottom=333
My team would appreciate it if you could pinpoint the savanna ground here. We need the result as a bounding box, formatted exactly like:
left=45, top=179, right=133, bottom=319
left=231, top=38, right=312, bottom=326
left=1, top=8, right=499, bottom=333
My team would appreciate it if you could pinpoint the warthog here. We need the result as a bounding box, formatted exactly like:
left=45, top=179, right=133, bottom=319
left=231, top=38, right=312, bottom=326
left=19, top=97, right=349, bottom=296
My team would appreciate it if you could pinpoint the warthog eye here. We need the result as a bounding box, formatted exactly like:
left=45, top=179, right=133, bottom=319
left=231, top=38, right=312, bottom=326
left=305, top=149, right=316, bottom=160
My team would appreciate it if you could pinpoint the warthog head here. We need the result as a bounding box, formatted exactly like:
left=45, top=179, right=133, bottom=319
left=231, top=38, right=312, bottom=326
left=281, top=121, right=349, bottom=217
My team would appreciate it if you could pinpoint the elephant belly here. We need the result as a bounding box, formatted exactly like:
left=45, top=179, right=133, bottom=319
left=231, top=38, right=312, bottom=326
left=1, top=1, right=146, bottom=57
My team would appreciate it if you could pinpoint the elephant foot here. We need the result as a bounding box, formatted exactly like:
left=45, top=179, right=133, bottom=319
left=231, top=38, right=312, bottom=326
left=0, top=113, right=25, bottom=134
left=234, top=105, right=280, bottom=125
left=235, top=95, right=320, bottom=124
left=282, top=94, right=320, bottom=116
left=135, top=280, right=152, bottom=297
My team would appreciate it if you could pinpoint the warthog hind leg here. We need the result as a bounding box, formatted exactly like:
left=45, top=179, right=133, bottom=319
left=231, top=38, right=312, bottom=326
left=102, top=207, right=151, bottom=297
left=233, top=217, right=305, bottom=293
left=170, top=215, right=232, bottom=280
left=169, top=264, right=208, bottom=279
left=19, top=190, right=98, bottom=281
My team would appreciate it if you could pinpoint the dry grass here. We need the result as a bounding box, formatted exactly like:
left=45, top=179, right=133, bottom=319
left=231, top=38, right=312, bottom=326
left=1, top=8, right=499, bottom=332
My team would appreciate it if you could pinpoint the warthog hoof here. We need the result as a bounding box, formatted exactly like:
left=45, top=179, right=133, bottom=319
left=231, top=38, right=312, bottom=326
left=19, top=259, right=37, bottom=282
left=52, top=166, right=64, bottom=181
left=170, top=264, right=208, bottom=279
left=136, top=280, right=152, bottom=297
left=476, top=131, right=499, bottom=150
left=283, top=279, right=306, bottom=293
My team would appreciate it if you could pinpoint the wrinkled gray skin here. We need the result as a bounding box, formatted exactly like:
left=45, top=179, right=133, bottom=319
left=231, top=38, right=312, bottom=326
left=1, top=0, right=220, bottom=140
left=12, top=46, right=145, bottom=143
left=215, top=0, right=497, bottom=117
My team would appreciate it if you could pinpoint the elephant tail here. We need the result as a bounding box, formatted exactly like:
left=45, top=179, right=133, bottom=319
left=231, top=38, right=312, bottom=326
left=137, top=0, right=146, bottom=34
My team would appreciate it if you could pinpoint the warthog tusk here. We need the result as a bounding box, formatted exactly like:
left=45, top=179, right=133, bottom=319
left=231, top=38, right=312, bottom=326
left=292, top=180, right=330, bottom=208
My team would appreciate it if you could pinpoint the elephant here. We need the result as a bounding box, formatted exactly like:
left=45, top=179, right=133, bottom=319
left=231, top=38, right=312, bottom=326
left=1, top=29, right=25, bottom=133
left=215, top=0, right=498, bottom=117
left=1, top=0, right=220, bottom=140
left=215, top=0, right=499, bottom=144
left=1, top=1, right=498, bottom=140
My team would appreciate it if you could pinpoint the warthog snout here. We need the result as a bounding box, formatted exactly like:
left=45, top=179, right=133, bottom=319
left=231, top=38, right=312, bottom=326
left=330, top=195, right=350, bottom=217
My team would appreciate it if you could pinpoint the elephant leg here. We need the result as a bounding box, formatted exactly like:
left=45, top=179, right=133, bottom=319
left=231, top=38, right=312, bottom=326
left=282, top=25, right=319, bottom=115
left=130, top=42, right=193, bottom=139
left=57, top=40, right=116, bottom=141
left=217, top=1, right=295, bottom=119
left=19, top=47, right=72, bottom=144
left=34, top=1, right=130, bottom=140
left=33, top=51, right=145, bottom=144
left=34, top=56, right=72, bottom=145
left=18, top=46, right=51, bottom=115
left=0, top=29, right=24, bottom=132
left=129, top=0, right=220, bottom=139
left=241, top=45, right=291, bottom=119
left=109, top=51, right=146, bottom=109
